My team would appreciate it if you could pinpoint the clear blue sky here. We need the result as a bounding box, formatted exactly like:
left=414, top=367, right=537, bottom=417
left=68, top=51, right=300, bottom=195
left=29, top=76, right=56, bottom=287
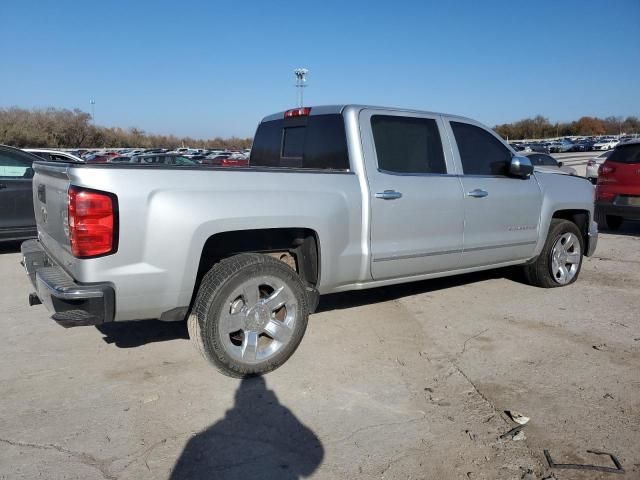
left=1, top=0, right=638, bottom=138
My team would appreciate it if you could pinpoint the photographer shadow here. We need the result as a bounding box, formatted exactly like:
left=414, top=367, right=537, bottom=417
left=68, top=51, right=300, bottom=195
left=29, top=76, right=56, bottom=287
left=170, top=376, right=324, bottom=480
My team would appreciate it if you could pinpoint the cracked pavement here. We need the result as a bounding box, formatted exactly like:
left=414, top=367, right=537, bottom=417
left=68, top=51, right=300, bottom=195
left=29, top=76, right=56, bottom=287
left=1, top=223, right=639, bottom=479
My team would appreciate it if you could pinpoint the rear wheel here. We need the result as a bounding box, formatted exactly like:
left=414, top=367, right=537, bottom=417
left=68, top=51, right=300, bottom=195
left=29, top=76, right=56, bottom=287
left=188, top=253, right=309, bottom=377
left=523, top=219, right=584, bottom=288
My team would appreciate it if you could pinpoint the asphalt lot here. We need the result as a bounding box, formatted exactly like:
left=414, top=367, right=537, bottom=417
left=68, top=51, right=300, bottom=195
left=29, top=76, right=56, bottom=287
left=1, top=218, right=639, bottom=479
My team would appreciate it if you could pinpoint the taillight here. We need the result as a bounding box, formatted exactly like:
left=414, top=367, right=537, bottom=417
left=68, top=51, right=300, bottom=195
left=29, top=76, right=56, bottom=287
left=595, top=187, right=615, bottom=202
left=284, top=107, right=311, bottom=118
left=68, top=186, right=118, bottom=258
left=599, top=164, right=616, bottom=175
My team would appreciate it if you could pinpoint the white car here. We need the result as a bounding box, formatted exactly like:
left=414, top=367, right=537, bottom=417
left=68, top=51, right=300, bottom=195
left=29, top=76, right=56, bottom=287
left=593, top=139, right=619, bottom=150
left=586, top=150, right=613, bottom=183
left=24, top=149, right=83, bottom=162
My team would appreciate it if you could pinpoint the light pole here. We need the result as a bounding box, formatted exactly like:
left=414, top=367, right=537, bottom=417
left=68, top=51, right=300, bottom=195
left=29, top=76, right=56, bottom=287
left=90, top=99, right=96, bottom=125
left=294, top=68, right=308, bottom=108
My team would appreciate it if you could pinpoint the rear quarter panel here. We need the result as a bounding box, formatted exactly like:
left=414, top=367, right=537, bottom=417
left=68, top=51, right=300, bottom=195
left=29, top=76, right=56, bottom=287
left=63, top=167, right=363, bottom=321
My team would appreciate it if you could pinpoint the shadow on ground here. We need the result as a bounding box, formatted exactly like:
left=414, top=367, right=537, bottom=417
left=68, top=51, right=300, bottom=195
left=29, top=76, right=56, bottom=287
left=318, top=266, right=525, bottom=313
left=95, top=268, right=525, bottom=348
left=170, top=376, right=324, bottom=479
left=96, top=319, right=189, bottom=348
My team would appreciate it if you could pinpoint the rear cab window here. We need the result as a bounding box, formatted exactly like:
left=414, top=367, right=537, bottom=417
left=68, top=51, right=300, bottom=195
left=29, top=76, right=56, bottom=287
left=250, top=113, right=349, bottom=170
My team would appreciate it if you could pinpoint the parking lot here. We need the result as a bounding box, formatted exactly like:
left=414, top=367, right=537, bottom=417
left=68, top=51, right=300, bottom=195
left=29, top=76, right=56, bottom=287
left=1, top=206, right=639, bottom=479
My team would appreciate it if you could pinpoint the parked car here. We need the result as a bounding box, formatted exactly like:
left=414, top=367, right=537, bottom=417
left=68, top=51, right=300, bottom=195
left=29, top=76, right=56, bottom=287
left=528, top=142, right=551, bottom=154
left=549, top=140, right=574, bottom=153
left=24, top=149, right=84, bottom=163
left=570, top=140, right=595, bottom=152
left=509, top=143, right=532, bottom=153
left=593, top=138, right=619, bottom=151
left=523, top=152, right=577, bottom=175
left=201, top=153, right=232, bottom=164
left=130, top=153, right=196, bottom=165
left=201, top=153, right=249, bottom=167
left=585, top=150, right=613, bottom=183
left=21, top=104, right=597, bottom=377
left=0, top=145, right=41, bottom=241
left=595, top=140, right=640, bottom=230
left=85, top=152, right=120, bottom=163
left=107, top=156, right=134, bottom=163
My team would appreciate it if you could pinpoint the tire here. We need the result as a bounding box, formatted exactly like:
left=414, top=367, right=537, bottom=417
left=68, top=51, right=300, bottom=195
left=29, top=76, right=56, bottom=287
left=523, top=219, right=584, bottom=288
left=188, top=253, right=309, bottom=378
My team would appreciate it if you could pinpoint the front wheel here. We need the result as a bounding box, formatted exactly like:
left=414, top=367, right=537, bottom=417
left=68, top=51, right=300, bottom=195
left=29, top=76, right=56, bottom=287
left=188, top=253, right=309, bottom=377
left=523, top=219, right=584, bottom=288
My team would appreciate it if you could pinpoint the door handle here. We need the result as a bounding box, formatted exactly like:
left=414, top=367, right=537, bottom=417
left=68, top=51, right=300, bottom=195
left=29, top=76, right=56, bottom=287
left=0, top=184, right=7, bottom=189
left=467, top=189, right=488, bottom=198
left=375, top=190, right=403, bottom=200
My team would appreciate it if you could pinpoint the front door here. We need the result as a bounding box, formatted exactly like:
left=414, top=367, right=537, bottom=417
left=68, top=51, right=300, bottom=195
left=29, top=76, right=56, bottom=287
left=444, top=119, right=542, bottom=268
left=360, top=109, right=465, bottom=281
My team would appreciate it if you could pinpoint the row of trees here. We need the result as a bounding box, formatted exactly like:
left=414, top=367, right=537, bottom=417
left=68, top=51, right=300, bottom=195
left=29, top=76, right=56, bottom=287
left=1, top=106, right=637, bottom=148
left=494, top=115, right=640, bottom=141
left=0, top=107, right=252, bottom=149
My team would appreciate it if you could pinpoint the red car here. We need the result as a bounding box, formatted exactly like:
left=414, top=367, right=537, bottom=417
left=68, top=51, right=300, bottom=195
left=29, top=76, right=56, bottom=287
left=201, top=154, right=249, bottom=167
left=595, top=140, right=640, bottom=230
left=85, top=152, right=120, bottom=163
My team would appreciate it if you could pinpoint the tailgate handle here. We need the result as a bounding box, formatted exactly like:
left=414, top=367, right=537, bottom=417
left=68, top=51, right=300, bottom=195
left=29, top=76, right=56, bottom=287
left=38, top=184, right=46, bottom=203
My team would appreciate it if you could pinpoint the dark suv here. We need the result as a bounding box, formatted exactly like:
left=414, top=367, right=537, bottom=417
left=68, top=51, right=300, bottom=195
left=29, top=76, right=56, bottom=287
left=0, top=145, right=40, bottom=241
left=595, top=140, right=640, bottom=230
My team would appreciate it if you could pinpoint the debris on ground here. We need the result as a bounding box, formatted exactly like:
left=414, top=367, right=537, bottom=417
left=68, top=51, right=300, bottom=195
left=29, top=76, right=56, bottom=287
left=499, top=424, right=525, bottom=440
left=544, top=449, right=625, bottom=474
left=505, top=410, right=530, bottom=425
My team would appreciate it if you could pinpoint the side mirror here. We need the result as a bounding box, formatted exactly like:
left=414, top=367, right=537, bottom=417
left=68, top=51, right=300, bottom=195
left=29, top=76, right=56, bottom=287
left=509, top=155, right=534, bottom=178
left=558, top=161, right=564, bottom=167
left=24, top=167, right=35, bottom=179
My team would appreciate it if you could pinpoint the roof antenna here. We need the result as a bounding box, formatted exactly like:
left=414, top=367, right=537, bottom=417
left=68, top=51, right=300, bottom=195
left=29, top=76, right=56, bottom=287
left=294, top=68, right=309, bottom=108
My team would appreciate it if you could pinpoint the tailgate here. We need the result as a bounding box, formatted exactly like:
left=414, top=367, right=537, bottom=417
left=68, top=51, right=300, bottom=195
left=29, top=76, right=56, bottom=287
left=32, top=162, right=72, bottom=257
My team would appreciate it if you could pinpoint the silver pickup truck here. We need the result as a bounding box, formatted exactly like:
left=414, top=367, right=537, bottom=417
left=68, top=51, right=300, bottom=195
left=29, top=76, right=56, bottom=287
left=22, top=105, right=598, bottom=377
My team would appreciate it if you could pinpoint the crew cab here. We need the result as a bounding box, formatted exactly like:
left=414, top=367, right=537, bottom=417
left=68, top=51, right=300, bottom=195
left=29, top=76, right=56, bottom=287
left=22, top=105, right=598, bottom=377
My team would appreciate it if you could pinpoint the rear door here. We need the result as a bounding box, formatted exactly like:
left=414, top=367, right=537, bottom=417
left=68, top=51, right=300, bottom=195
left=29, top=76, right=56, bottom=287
left=443, top=118, right=542, bottom=268
left=0, top=149, right=36, bottom=230
left=360, top=109, right=465, bottom=280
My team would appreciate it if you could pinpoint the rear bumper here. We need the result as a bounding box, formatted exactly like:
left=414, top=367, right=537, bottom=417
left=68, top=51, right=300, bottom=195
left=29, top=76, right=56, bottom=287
left=21, top=239, right=115, bottom=327
left=596, top=202, right=640, bottom=221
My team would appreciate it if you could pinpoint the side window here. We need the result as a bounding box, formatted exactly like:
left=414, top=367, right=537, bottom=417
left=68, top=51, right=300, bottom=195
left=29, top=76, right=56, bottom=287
left=0, top=151, right=32, bottom=178
left=451, top=121, right=511, bottom=176
left=371, top=115, right=446, bottom=174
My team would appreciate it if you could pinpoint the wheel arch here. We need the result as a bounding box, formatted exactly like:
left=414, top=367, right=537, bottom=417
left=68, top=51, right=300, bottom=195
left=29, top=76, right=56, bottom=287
left=190, top=227, right=321, bottom=311
left=551, top=209, right=590, bottom=250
